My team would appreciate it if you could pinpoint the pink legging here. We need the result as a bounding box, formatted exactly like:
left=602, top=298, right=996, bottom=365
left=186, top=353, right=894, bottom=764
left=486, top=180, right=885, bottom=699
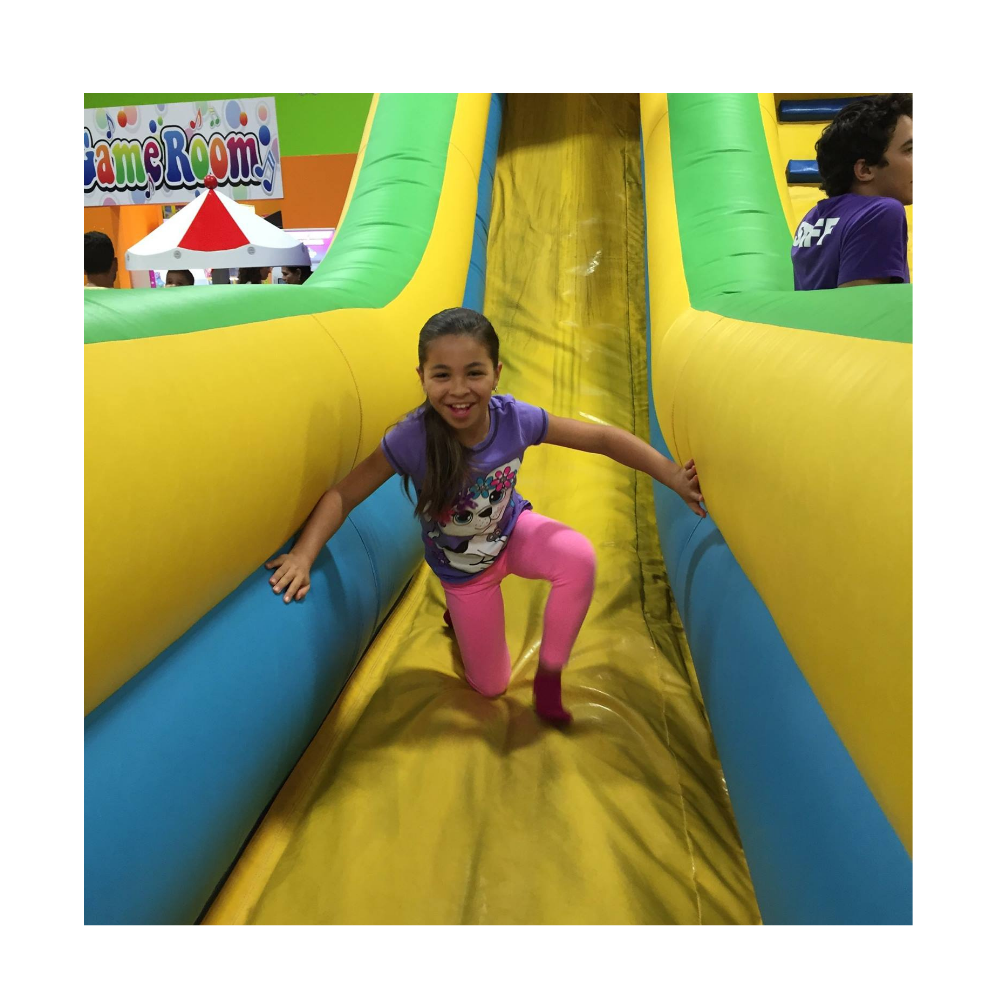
left=441, top=510, right=596, bottom=697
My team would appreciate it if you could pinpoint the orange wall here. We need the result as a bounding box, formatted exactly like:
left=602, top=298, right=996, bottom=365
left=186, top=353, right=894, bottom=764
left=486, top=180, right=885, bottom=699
left=250, top=152, right=357, bottom=227
left=84, top=152, right=358, bottom=282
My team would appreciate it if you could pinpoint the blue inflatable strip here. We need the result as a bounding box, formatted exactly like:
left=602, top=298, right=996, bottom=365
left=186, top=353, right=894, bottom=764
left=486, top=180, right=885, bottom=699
left=640, top=135, right=911, bottom=924
left=778, top=98, right=872, bottom=122
left=84, top=476, right=423, bottom=924
left=463, top=94, right=504, bottom=311
left=786, top=159, right=821, bottom=184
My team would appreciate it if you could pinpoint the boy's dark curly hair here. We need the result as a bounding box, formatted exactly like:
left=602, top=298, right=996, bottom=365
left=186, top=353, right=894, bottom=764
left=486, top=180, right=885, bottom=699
left=815, top=94, right=912, bottom=197
left=84, top=230, right=115, bottom=275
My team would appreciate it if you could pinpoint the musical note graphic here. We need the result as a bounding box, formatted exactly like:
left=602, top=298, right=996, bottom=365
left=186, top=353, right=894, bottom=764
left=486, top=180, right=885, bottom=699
left=253, top=150, right=277, bottom=194
left=105, top=111, right=115, bottom=140
left=189, top=108, right=202, bottom=130
left=207, top=106, right=220, bottom=127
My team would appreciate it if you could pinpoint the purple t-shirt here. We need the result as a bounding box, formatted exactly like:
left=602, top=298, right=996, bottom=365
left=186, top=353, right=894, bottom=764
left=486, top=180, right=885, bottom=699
left=380, top=394, right=549, bottom=585
left=791, top=193, right=909, bottom=291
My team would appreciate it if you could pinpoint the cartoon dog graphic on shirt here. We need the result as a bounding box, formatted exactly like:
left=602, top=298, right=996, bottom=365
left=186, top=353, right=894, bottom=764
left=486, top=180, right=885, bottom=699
left=426, top=460, right=521, bottom=574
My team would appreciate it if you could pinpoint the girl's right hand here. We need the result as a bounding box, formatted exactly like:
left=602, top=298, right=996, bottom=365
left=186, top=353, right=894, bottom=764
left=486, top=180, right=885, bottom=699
left=265, top=551, right=313, bottom=603
left=664, top=458, right=706, bottom=518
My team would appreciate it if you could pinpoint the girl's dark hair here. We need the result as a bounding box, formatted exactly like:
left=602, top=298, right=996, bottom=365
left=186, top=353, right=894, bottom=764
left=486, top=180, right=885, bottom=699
left=237, top=267, right=262, bottom=284
left=399, top=307, right=500, bottom=522
left=815, top=93, right=912, bottom=197
left=284, top=265, right=312, bottom=283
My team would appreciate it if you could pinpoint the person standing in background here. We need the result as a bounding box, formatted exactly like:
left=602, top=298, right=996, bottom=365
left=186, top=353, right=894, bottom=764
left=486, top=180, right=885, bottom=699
left=84, top=231, right=118, bottom=289
left=165, top=270, right=195, bottom=288
left=281, top=265, right=312, bottom=285
left=791, top=94, right=912, bottom=290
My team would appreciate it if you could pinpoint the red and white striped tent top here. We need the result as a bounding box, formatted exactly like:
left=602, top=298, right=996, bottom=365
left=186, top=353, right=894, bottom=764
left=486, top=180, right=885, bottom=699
left=124, top=177, right=309, bottom=270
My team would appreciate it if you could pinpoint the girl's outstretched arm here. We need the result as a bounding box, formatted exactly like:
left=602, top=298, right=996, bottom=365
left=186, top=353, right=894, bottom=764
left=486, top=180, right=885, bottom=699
left=543, top=414, right=706, bottom=518
left=267, top=446, right=396, bottom=602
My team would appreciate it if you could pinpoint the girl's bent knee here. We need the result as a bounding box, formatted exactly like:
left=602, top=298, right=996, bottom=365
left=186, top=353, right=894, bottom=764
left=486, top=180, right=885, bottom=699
left=569, top=535, right=597, bottom=584
left=467, top=674, right=509, bottom=698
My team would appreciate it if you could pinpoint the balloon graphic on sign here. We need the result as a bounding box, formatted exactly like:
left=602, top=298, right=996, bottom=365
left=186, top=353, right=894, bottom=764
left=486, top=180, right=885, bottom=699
left=257, top=103, right=268, bottom=122
left=225, top=100, right=242, bottom=129
left=258, top=125, right=271, bottom=146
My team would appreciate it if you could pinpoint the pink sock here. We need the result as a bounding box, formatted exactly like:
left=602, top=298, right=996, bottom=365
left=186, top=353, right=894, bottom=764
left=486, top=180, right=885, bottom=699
left=533, top=665, right=572, bottom=725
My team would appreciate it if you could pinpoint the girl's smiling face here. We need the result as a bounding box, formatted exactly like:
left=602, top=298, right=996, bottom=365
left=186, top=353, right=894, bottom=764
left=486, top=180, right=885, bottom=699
left=418, top=334, right=502, bottom=444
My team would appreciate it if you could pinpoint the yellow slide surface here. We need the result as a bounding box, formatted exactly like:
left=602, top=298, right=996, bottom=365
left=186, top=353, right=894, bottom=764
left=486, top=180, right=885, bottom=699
left=205, top=94, right=759, bottom=925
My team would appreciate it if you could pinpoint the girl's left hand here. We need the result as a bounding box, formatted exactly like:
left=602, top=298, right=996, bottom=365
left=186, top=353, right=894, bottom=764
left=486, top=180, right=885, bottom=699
left=667, top=458, right=706, bottom=517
